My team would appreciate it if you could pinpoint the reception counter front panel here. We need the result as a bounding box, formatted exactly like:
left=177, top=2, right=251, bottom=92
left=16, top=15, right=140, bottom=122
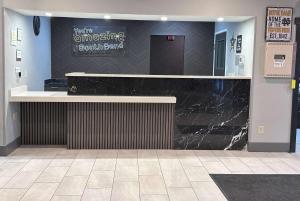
left=67, top=74, right=251, bottom=150
left=20, top=102, right=174, bottom=149
left=67, top=103, right=174, bottom=149
left=11, top=73, right=251, bottom=150
left=21, top=102, right=67, bottom=145
left=11, top=86, right=176, bottom=149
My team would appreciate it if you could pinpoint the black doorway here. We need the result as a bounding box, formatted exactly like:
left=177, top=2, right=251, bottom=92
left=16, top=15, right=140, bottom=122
left=290, top=18, right=300, bottom=153
left=214, top=32, right=227, bottom=76
left=150, top=35, right=185, bottom=75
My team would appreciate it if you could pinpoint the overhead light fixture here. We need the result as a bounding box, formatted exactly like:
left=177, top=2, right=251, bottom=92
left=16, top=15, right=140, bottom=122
left=45, top=12, right=52, bottom=17
left=104, top=15, right=111, bottom=19
left=217, top=17, right=224, bottom=22
left=161, top=16, right=168, bottom=21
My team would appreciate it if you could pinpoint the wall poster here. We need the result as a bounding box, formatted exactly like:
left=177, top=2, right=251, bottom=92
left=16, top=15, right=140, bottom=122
left=72, top=26, right=126, bottom=56
left=265, top=7, right=293, bottom=42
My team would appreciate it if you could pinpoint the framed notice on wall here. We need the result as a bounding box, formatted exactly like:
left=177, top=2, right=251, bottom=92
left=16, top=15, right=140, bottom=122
left=72, top=25, right=127, bottom=57
left=265, top=7, right=293, bottom=42
left=236, top=35, right=242, bottom=53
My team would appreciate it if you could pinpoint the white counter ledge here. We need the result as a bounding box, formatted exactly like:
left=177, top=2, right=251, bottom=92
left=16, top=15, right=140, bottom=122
left=65, top=72, right=252, bottom=80
left=9, top=86, right=177, bottom=104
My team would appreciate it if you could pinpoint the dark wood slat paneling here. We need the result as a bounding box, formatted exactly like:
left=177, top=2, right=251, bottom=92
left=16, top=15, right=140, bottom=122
left=67, top=103, right=174, bottom=149
left=21, top=102, right=175, bottom=149
left=21, top=102, right=67, bottom=145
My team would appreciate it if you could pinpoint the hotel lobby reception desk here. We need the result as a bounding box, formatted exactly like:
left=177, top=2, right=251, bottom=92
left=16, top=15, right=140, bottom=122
left=10, top=89, right=176, bottom=149
left=10, top=73, right=251, bottom=150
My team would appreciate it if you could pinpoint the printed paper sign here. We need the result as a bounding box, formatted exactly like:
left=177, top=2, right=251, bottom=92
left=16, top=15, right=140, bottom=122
left=266, top=7, right=293, bottom=42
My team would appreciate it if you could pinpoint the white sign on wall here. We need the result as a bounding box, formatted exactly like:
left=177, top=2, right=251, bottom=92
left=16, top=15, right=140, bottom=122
left=17, top=28, right=23, bottom=41
left=265, top=7, right=293, bottom=42
left=264, top=42, right=296, bottom=78
left=11, top=29, right=17, bottom=46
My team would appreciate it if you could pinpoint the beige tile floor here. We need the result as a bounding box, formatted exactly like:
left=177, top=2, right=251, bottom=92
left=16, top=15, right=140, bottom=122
left=1, top=147, right=300, bottom=201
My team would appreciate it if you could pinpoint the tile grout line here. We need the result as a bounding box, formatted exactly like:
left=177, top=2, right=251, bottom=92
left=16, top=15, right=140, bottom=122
left=48, top=155, right=72, bottom=201
left=211, top=152, right=234, bottom=174
left=79, top=153, right=97, bottom=201
left=137, top=150, right=166, bottom=199
left=192, top=150, right=205, bottom=167
left=17, top=159, right=50, bottom=201
left=52, top=153, right=78, bottom=199
left=261, top=160, right=281, bottom=174
left=157, top=150, right=174, bottom=201
left=260, top=157, right=295, bottom=174
left=240, top=159, right=255, bottom=174
left=279, top=157, right=300, bottom=173
left=110, top=149, right=119, bottom=201
left=196, top=153, right=231, bottom=175
left=137, top=150, right=142, bottom=201
left=219, top=156, right=255, bottom=174
left=176, top=151, right=200, bottom=201
left=0, top=157, right=26, bottom=188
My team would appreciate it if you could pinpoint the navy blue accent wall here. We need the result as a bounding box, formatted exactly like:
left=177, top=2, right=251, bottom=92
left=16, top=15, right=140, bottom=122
left=51, top=18, right=215, bottom=78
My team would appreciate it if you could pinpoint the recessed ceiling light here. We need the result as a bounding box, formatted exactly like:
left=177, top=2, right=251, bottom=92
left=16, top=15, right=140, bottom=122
left=217, top=17, right=224, bottom=22
left=161, top=16, right=168, bottom=21
left=104, top=15, right=111, bottom=19
left=45, top=12, right=52, bottom=17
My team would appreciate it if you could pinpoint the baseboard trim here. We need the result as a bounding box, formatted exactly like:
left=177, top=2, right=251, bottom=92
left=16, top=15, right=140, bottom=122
left=0, top=137, right=21, bottom=156
left=247, top=142, right=290, bottom=152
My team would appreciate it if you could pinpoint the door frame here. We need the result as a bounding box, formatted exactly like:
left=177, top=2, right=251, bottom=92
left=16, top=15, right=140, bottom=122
left=290, top=17, right=300, bottom=152
left=213, top=30, right=227, bottom=76
left=150, top=35, right=185, bottom=75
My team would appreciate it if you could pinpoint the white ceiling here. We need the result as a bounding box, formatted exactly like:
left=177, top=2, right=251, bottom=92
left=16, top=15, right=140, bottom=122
left=14, top=9, right=253, bottom=22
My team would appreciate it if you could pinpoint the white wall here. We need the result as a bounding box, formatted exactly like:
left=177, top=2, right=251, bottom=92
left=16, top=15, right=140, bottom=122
left=1, top=0, right=300, bottom=150
left=3, top=9, right=51, bottom=145
left=215, top=19, right=255, bottom=77
left=0, top=0, right=4, bottom=146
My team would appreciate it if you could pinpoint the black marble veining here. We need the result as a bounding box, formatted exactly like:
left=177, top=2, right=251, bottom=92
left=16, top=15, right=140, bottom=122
left=68, top=77, right=250, bottom=150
